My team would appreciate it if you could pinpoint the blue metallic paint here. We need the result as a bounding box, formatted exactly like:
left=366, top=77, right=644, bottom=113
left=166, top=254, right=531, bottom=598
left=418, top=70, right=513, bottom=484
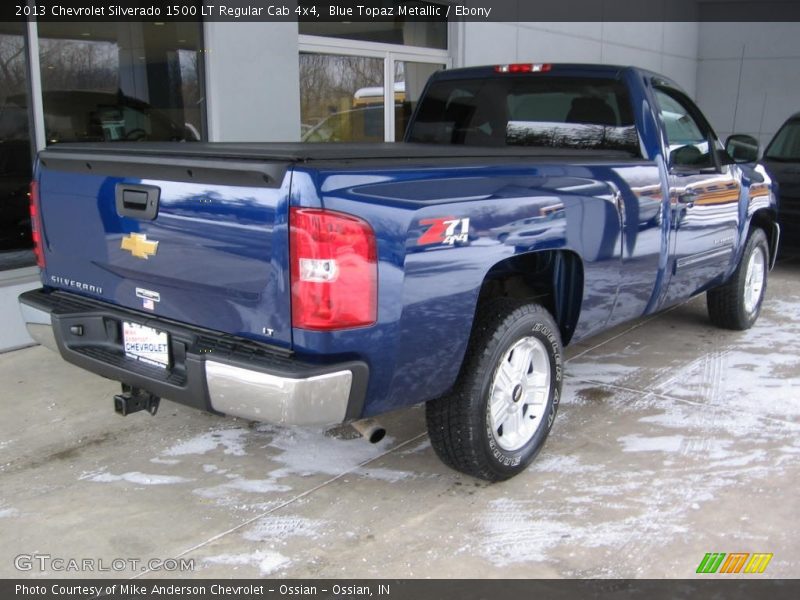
left=290, top=161, right=664, bottom=415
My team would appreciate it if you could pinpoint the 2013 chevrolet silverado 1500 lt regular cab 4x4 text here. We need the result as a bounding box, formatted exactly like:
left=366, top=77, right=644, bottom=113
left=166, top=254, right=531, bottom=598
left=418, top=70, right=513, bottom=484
left=19, top=64, right=779, bottom=480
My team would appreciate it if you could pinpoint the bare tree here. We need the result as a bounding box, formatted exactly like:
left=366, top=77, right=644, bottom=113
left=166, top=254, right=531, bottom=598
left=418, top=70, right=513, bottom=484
left=38, top=38, right=117, bottom=92
left=0, top=34, right=28, bottom=102
left=300, top=53, right=383, bottom=126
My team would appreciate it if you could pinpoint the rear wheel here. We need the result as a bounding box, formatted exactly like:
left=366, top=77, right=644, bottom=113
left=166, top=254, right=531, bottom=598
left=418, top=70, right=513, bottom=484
left=426, top=301, right=563, bottom=481
left=707, top=228, right=769, bottom=330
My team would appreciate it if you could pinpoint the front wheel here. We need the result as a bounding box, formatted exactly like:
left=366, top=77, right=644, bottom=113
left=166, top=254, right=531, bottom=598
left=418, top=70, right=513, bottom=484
left=707, top=228, right=769, bottom=330
left=425, top=301, right=563, bottom=481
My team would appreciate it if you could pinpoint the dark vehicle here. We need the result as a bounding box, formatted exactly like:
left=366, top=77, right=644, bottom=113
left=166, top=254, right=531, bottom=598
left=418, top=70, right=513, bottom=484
left=20, top=64, right=778, bottom=481
left=0, top=138, right=32, bottom=250
left=0, top=102, right=33, bottom=251
left=762, top=113, right=800, bottom=245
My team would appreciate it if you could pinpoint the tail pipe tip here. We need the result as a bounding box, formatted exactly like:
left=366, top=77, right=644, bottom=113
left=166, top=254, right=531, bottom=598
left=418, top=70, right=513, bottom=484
left=350, top=418, right=386, bottom=444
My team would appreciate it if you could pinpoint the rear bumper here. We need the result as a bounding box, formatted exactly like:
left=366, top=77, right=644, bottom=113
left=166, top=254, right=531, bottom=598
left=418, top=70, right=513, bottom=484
left=18, top=288, right=367, bottom=426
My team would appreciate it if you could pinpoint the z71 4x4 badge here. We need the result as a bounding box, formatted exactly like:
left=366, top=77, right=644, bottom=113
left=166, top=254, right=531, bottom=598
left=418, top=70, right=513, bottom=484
left=417, top=217, right=470, bottom=246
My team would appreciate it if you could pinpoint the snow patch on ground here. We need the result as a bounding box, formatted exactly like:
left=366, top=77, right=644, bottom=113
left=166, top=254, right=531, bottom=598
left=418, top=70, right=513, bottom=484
left=0, top=506, right=19, bottom=518
left=648, top=344, right=800, bottom=420
left=565, top=361, right=640, bottom=386
left=204, top=550, right=289, bottom=576
left=474, top=293, right=800, bottom=576
left=475, top=413, right=795, bottom=574
left=186, top=426, right=416, bottom=512
left=260, top=425, right=414, bottom=482
left=82, top=471, right=193, bottom=485
left=150, top=457, right=181, bottom=465
left=618, top=434, right=684, bottom=453
left=155, top=424, right=414, bottom=484
left=478, top=497, right=637, bottom=565
left=203, top=464, right=228, bottom=474
left=243, top=515, right=325, bottom=542
left=193, top=477, right=291, bottom=504
left=532, top=454, right=604, bottom=474
left=162, top=428, right=248, bottom=457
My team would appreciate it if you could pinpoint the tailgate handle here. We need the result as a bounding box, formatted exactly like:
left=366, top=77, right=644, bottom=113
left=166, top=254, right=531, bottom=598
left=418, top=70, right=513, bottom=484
left=115, top=183, right=160, bottom=220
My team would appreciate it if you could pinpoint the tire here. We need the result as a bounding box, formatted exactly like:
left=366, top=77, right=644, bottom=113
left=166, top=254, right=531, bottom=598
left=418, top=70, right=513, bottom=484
left=707, top=228, right=769, bottom=330
left=425, top=300, right=563, bottom=481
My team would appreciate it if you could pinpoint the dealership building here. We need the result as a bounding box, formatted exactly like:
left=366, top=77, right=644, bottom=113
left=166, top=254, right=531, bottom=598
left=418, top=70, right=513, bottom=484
left=0, top=11, right=798, bottom=350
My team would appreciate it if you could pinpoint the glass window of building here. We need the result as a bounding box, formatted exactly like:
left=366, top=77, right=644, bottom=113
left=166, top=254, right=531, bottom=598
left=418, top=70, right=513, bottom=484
left=0, top=22, right=35, bottom=270
left=299, top=55, right=446, bottom=142
left=300, top=54, right=385, bottom=142
left=299, top=2, right=449, bottom=142
left=36, top=22, right=205, bottom=144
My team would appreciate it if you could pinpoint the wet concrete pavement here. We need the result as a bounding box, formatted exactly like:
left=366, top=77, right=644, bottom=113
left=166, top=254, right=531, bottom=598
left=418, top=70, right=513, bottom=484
left=1, top=255, right=798, bottom=579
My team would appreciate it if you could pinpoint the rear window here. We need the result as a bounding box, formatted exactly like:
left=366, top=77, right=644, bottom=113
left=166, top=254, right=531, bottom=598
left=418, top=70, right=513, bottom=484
left=407, top=75, right=641, bottom=156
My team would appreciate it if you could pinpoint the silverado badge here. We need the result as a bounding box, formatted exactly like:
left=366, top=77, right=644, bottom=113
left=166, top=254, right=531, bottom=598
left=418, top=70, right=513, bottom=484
left=121, top=233, right=159, bottom=259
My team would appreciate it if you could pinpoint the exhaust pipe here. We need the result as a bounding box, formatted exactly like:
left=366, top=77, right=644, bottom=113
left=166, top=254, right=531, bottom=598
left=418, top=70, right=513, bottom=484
left=350, top=418, right=386, bottom=444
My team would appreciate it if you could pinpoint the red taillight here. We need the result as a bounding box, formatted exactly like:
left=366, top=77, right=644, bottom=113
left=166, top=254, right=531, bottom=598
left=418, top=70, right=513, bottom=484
left=494, top=63, right=552, bottom=73
left=29, top=181, right=45, bottom=269
left=289, top=207, right=377, bottom=331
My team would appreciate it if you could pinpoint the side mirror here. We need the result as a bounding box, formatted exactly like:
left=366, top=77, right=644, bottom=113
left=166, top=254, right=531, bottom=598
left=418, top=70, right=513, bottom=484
left=725, top=134, right=760, bottom=163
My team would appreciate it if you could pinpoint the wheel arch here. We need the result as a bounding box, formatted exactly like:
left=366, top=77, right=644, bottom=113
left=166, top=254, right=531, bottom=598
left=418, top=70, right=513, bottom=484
left=748, top=208, right=779, bottom=269
left=476, top=249, right=584, bottom=345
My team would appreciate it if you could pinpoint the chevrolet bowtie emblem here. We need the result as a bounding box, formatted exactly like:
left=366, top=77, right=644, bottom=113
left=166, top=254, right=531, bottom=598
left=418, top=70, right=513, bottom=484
left=120, top=233, right=159, bottom=259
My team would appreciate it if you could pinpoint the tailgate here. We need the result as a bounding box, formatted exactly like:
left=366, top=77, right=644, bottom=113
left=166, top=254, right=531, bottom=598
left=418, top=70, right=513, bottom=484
left=36, top=149, right=293, bottom=349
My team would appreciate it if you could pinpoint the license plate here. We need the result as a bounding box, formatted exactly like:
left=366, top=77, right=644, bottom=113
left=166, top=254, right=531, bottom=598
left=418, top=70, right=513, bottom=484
left=122, top=321, right=169, bottom=369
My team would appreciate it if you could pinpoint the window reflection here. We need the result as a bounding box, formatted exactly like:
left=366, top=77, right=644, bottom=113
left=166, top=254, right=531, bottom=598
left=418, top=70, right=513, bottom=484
left=395, top=61, right=442, bottom=141
left=408, top=76, right=641, bottom=155
left=300, top=53, right=384, bottom=142
left=300, top=54, right=443, bottom=143
left=654, top=87, right=714, bottom=169
left=36, top=22, right=205, bottom=144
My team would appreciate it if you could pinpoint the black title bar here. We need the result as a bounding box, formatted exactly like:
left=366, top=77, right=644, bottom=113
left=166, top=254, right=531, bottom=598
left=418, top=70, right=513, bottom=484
left=3, top=579, right=800, bottom=600
left=5, top=0, right=800, bottom=22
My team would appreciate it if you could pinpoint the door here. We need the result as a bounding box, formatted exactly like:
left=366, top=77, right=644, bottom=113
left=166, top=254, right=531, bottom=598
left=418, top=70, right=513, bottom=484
left=654, top=85, right=741, bottom=305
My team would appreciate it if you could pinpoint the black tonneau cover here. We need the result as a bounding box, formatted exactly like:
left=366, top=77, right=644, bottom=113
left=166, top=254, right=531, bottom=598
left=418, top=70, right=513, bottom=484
left=41, top=141, right=637, bottom=163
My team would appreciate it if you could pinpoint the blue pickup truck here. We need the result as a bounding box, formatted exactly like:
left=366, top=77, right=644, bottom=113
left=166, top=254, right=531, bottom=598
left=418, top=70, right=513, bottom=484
left=19, top=64, right=778, bottom=481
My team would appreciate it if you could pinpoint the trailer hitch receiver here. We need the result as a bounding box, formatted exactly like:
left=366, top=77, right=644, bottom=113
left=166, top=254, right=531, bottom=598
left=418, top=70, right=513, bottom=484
left=113, top=384, right=161, bottom=416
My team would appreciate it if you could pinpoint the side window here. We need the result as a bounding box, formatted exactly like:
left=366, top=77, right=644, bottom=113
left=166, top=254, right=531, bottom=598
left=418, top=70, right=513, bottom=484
left=654, top=87, right=714, bottom=170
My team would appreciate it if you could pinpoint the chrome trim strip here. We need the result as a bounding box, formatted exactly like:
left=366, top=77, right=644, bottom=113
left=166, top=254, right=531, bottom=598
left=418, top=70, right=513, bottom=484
left=19, top=302, right=57, bottom=352
left=769, top=223, right=781, bottom=270
left=675, top=246, right=733, bottom=271
left=206, top=361, right=352, bottom=426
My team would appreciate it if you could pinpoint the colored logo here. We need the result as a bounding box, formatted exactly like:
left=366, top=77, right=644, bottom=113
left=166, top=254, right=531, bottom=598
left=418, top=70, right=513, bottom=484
left=418, top=217, right=470, bottom=246
left=121, top=233, right=159, bottom=259
left=696, top=552, right=773, bottom=574
left=135, top=287, right=161, bottom=311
